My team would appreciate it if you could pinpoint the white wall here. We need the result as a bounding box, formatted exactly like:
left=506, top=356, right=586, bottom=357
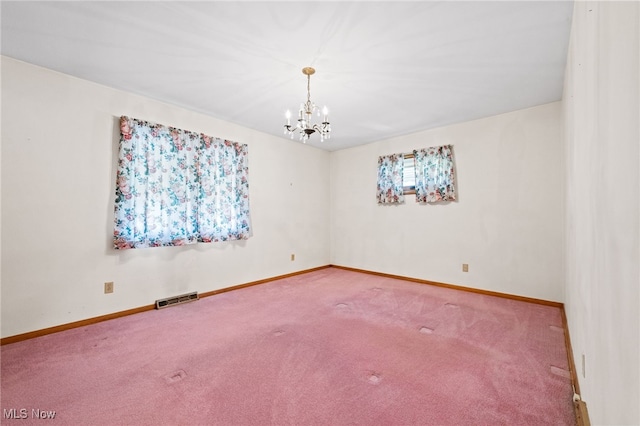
left=563, top=1, right=639, bottom=424
left=330, top=102, right=564, bottom=302
left=0, top=57, right=330, bottom=338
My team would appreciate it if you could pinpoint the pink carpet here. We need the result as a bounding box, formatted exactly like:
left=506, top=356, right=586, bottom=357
left=1, top=267, right=575, bottom=425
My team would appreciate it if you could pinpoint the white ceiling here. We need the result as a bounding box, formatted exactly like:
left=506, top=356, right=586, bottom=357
left=1, top=1, right=574, bottom=151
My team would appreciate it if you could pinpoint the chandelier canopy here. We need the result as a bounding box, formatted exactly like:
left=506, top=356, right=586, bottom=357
left=284, top=67, right=331, bottom=143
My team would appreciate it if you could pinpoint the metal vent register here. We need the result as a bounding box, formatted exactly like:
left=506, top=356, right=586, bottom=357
left=155, top=292, right=199, bottom=309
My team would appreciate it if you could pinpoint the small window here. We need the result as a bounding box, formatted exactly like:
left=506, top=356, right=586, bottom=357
left=403, top=154, right=415, bottom=194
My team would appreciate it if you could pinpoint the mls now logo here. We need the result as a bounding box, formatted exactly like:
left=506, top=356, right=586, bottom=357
left=3, top=408, right=56, bottom=419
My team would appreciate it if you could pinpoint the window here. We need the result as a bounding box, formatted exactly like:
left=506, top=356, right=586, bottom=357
left=402, top=154, right=416, bottom=194
left=377, top=145, right=455, bottom=204
left=113, top=116, right=251, bottom=249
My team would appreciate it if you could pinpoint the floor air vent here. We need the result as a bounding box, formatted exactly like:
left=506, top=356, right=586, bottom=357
left=155, top=292, right=199, bottom=309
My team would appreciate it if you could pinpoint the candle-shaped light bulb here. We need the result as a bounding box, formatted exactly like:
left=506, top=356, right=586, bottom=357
left=322, top=106, right=328, bottom=122
left=285, top=110, right=291, bottom=125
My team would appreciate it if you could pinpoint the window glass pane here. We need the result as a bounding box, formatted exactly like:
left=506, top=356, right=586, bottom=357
left=403, top=156, right=415, bottom=189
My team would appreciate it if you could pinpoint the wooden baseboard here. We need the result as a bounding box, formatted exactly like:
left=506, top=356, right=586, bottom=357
left=198, top=265, right=331, bottom=298
left=561, top=306, right=591, bottom=426
left=0, top=265, right=331, bottom=346
left=560, top=306, right=581, bottom=396
left=0, top=304, right=156, bottom=346
left=329, top=264, right=563, bottom=307
left=575, top=400, right=591, bottom=426
left=3, top=264, right=559, bottom=345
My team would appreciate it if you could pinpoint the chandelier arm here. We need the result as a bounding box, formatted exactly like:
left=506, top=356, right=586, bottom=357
left=312, top=123, right=330, bottom=134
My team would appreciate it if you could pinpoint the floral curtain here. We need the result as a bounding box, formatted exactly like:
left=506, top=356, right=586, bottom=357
left=413, top=145, right=456, bottom=203
left=376, top=153, right=405, bottom=204
left=114, top=116, right=251, bottom=249
left=197, top=136, right=251, bottom=243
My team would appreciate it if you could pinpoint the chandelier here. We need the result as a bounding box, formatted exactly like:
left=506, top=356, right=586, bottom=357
left=284, top=67, right=331, bottom=143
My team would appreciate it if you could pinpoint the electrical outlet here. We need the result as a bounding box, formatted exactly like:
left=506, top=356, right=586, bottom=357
left=104, top=282, right=114, bottom=294
left=462, top=264, right=469, bottom=272
left=291, top=254, right=295, bottom=261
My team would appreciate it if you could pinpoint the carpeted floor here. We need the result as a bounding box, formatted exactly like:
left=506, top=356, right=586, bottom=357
left=1, top=267, right=575, bottom=425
